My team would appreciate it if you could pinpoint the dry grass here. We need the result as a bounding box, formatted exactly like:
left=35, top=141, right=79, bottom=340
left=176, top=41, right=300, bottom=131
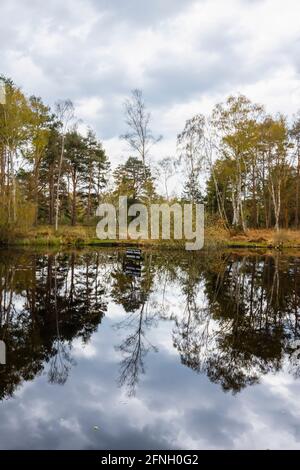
left=5, top=223, right=300, bottom=249
left=204, top=223, right=228, bottom=248
left=224, top=228, right=300, bottom=247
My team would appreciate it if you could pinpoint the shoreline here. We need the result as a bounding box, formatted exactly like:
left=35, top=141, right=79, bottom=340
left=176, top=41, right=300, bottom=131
left=2, top=226, right=300, bottom=251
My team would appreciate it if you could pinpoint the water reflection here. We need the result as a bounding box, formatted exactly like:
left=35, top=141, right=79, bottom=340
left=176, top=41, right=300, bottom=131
left=0, top=250, right=107, bottom=398
left=112, top=252, right=158, bottom=395
left=1, top=248, right=300, bottom=448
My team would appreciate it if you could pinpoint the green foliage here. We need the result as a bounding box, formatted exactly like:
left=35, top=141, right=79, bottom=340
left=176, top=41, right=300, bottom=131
left=0, top=75, right=110, bottom=240
left=113, top=156, right=156, bottom=203
left=2, top=75, right=300, bottom=243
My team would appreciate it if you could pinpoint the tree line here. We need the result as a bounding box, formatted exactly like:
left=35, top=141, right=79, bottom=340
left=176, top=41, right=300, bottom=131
left=0, top=76, right=109, bottom=235
left=178, top=95, right=300, bottom=232
left=1, top=74, right=300, bottom=236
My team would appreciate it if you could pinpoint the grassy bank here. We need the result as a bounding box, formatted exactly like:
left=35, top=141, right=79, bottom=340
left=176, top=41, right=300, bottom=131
left=224, top=228, right=300, bottom=249
left=0, top=225, right=188, bottom=249
left=2, top=225, right=300, bottom=250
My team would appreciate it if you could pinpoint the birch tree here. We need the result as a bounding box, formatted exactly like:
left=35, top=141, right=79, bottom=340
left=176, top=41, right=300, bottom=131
left=120, top=89, right=162, bottom=171
left=0, top=77, right=31, bottom=224
left=27, top=96, right=52, bottom=223
left=212, top=95, right=264, bottom=232
left=157, top=156, right=177, bottom=200
left=260, top=116, right=292, bottom=231
left=177, top=114, right=205, bottom=204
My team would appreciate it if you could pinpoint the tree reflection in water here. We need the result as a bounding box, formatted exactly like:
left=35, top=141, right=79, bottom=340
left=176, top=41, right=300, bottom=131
left=1, top=249, right=300, bottom=399
left=111, top=253, right=159, bottom=396
left=172, top=253, right=300, bottom=393
left=0, top=250, right=107, bottom=398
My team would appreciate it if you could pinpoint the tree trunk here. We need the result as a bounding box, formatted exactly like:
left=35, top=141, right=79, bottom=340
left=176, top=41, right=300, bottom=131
left=271, top=180, right=281, bottom=232
left=10, top=149, right=17, bottom=223
left=49, top=169, right=55, bottom=225
left=87, top=162, right=92, bottom=222
left=296, top=144, right=300, bottom=228
left=55, top=135, right=65, bottom=231
left=71, top=172, right=77, bottom=226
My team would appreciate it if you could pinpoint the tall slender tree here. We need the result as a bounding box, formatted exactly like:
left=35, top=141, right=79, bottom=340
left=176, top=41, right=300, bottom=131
left=120, top=89, right=162, bottom=172
left=54, top=99, right=75, bottom=231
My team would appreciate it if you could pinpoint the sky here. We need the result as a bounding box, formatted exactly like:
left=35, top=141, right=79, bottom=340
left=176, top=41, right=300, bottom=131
left=1, top=0, right=300, bottom=179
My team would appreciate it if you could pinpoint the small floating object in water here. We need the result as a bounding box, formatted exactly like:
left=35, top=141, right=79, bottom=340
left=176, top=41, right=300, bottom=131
left=93, top=425, right=99, bottom=431
left=125, top=248, right=142, bottom=260
left=124, top=262, right=141, bottom=275
left=123, top=249, right=142, bottom=277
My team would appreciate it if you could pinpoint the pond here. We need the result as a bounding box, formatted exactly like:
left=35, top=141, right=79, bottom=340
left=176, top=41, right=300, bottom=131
left=0, top=248, right=300, bottom=449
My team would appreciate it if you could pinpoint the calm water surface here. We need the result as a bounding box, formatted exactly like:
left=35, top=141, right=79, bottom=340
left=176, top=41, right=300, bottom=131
left=1, top=248, right=300, bottom=449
